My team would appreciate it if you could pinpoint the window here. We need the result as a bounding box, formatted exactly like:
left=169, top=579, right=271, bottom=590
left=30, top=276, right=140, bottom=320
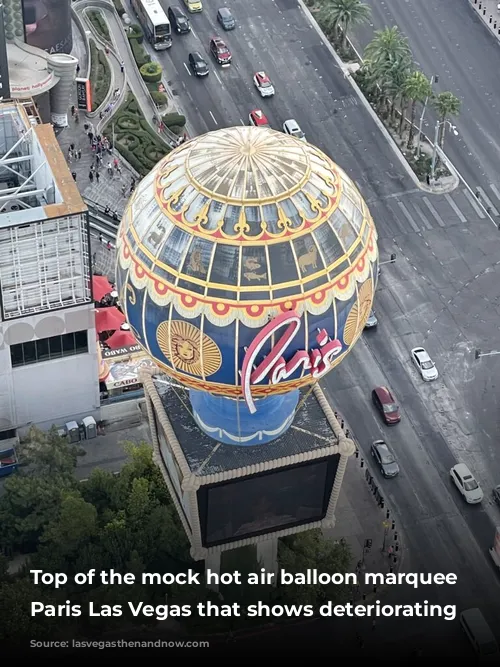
left=10, top=330, right=89, bottom=368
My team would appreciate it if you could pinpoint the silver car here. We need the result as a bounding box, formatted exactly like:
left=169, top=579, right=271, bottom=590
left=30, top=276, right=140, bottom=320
left=364, top=310, right=378, bottom=329
left=283, top=119, right=306, bottom=142
left=411, top=346, right=438, bottom=381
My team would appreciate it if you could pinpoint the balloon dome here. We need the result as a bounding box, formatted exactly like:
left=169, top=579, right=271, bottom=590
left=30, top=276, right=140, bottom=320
left=116, top=126, right=378, bottom=445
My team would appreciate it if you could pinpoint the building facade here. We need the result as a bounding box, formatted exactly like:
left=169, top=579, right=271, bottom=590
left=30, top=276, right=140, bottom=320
left=0, top=102, right=99, bottom=437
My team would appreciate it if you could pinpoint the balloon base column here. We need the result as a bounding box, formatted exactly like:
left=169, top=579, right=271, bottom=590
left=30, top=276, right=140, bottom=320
left=189, top=389, right=300, bottom=446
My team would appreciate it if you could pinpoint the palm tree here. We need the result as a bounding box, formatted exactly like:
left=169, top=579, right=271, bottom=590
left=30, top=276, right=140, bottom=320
left=364, top=26, right=413, bottom=71
left=432, top=91, right=461, bottom=147
left=384, top=61, right=413, bottom=133
left=319, top=0, right=371, bottom=51
left=404, top=71, right=433, bottom=149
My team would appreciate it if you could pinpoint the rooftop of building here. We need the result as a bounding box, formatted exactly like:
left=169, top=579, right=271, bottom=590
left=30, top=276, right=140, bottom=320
left=153, top=378, right=338, bottom=477
left=0, top=101, right=86, bottom=228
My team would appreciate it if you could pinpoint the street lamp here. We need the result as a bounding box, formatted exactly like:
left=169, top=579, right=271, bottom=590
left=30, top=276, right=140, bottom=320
left=430, top=119, right=458, bottom=183
left=416, top=74, right=438, bottom=158
left=475, top=349, right=500, bottom=360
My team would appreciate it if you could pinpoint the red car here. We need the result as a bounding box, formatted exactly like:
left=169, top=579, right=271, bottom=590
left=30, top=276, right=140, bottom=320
left=210, top=37, right=232, bottom=66
left=371, top=386, right=401, bottom=425
left=248, top=109, right=270, bottom=127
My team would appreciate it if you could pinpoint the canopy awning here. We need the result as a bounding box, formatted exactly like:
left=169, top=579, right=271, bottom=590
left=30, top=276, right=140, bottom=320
left=95, top=307, right=125, bottom=333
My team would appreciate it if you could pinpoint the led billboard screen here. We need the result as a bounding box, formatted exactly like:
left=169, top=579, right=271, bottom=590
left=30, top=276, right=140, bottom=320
left=198, top=456, right=339, bottom=548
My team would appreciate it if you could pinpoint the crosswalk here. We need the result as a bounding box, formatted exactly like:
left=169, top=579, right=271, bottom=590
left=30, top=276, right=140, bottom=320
left=365, top=184, right=500, bottom=235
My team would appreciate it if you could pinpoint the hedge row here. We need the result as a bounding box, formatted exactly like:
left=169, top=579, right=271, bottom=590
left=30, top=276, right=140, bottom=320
left=87, top=9, right=110, bottom=41
left=104, top=93, right=171, bottom=176
left=127, top=24, right=166, bottom=88
left=89, top=41, right=111, bottom=111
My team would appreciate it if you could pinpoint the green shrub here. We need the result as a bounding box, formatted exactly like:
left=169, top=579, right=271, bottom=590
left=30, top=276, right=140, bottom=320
left=150, top=91, right=168, bottom=107
left=169, top=125, right=184, bottom=136
left=140, top=62, right=162, bottom=83
left=89, top=40, right=111, bottom=111
left=127, top=23, right=144, bottom=43
left=162, top=112, right=186, bottom=128
left=104, top=92, right=170, bottom=176
left=112, top=0, right=126, bottom=16
left=87, top=9, right=110, bottom=41
left=130, top=39, right=151, bottom=67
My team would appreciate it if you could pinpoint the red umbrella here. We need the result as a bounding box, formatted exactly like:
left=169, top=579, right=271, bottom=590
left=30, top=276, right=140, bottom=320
left=106, top=329, right=137, bottom=349
left=95, top=307, right=125, bottom=333
left=92, top=275, right=113, bottom=301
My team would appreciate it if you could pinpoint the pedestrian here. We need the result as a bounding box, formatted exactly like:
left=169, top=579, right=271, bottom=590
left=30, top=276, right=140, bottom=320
left=107, top=162, right=113, bottom=176
left=112, top=211, right=118, bottom=221
left=120, top=61, right=124, bottom=73
left=77, top=148, right=82, bottom=160
left=107, top=241, right=112, bottom=251
left=92, top=252, right=97, bottom=264
left=121, top=184, right=127, bottom=196
left=96, top=171, right=100, bottom=183
left=72, top=171, right=77, bottom=181
left=70, top=143, right=75, bottom=152
left=129, top=179, right=135, bottom=194
left=426, top=174, right=431, bottom=185
left=76, top=64, right=80, bottom=75
left=67, top=148, right=73, bottom=161
left=84, top=122, right=89, bottom=132
left=71, top=105, right=75, bottom=117
left=89, top=171, right=94, bottom=183
left=104, top=205, right=110, bottom=215
left=88, top=131, right=94, bottom=144
left=74, top=109, right=79, bottom=122
left=105, top=45, right=110, bottom=55
left=99, top=233, right=103, bottom=244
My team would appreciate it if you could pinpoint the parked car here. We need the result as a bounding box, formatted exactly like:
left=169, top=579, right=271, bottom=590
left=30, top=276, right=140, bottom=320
left=364, top=310, right=378, bottom=329
left=411, top=346, right=438, bottom=381
left=372, top=386, right=401, bottom=425
left=217, top=7, right=235, bottom=29
left=189, top=52, right=209, bottom=77
left=371, top=440, right=400, bottom=478
left=450, top=463, right=483, bottom=504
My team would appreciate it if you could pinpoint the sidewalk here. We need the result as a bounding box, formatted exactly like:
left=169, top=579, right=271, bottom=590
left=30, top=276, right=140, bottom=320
left=470, top=0, right=500, bottom=39
left=57, top=18, right=136, bottom=215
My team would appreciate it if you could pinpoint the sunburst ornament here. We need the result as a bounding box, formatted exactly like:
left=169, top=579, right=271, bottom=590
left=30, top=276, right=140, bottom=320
left=343, top=279, right=374, bottom=346
left=156, top=320, right=222, bottom=377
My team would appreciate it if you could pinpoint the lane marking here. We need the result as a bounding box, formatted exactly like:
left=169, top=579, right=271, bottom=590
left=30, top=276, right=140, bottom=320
left=209, top=110, right=218, bottom=125
left=240, top=118, right=245, bottom=125
left=423, top=197, right=445, bottom=227
left=191, top=28, right=198, bottom=40
left=476, top=186, right=499, bottom=215
left=444, top=194, right=466, bottom=223
left=214, top=70, right=222, bottom=85
left=489, top=183, right=500, bottom=203
left=463, top=189, right=485, bottom=218
left=412, top=202, right=433, bottom=231
left=183, top=62, right=191, bottom=76
left=397, top=201, right=420, bottom=233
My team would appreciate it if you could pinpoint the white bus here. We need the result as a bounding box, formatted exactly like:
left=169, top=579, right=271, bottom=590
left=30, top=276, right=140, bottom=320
left=130, top=0, right=172, bottom=50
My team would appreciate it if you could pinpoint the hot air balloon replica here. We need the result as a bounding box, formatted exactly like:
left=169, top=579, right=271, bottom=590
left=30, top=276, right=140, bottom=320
left=115, top=126, right=378, bottom=561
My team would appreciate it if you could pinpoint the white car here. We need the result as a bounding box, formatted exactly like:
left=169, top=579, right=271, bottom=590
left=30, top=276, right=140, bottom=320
left=450, top=463, right=483, bottom=504
left=283, top=119, right=306, bottom=141
left=253, top=71, right=275, bottom=97
left=411, top=346, right=438, bottom=381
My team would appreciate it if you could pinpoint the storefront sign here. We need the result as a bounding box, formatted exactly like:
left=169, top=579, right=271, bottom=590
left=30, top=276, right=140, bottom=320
left=241, top=311, right=342, bottom=414
left=102, top=344, right=142, bottom=359
left=0, top=8, right=10, bottom=99
left=76, top=77, right=92, bottom=112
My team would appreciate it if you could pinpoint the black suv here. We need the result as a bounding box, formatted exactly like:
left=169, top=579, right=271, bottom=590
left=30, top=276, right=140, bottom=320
left=168, top=6, right=191, bottom=34
left=189, top=52, right=209, bottom=77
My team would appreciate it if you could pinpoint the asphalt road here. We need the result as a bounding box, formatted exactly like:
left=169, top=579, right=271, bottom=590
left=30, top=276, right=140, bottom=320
left=117, top=0, right=500, bottom=651
left=353, top=0, right=500, bottom=206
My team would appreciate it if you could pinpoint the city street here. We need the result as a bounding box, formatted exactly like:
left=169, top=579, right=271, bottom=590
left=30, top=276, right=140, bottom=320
left=120, top=0, right=500, bottom=646
left=354, top=0, right=500, bottom=200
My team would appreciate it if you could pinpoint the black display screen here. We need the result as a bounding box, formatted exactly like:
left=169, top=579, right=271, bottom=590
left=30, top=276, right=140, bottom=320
left=198, top=456, right=339, bottom=547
